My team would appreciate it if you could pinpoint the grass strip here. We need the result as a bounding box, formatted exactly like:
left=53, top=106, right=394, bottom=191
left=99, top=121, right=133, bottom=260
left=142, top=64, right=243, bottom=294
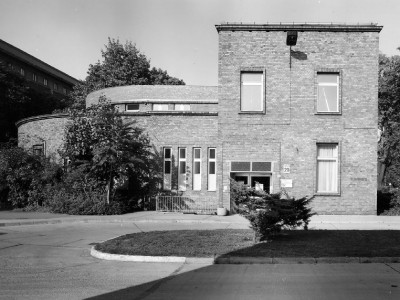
left=95, top=229, right=400, bottom=258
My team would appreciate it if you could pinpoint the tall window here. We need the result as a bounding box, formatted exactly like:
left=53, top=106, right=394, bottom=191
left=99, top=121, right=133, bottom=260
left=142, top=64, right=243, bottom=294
left=43, top=78, right=48, bottom=86
left=178, top=148, right=187, bottom=191
left=20, top=68, right=25, bottom=76
left=54, top=83, right=58, bottom=91
left=317, top=73, right=339, bottom=113
left=153, top=104, right=169, bottom=111
left=32, top=73, right=37, bottom=82
left=241, top=72, right=263, bottom=112
left=163, top=148, right=172, bottom=190
left=175, top=104, right=190, bottom=111
left=317, top=144, right=338, bottom=193
left=208, top=148, right=216, bottom=191
left=193, top=148, right=201, bottom=190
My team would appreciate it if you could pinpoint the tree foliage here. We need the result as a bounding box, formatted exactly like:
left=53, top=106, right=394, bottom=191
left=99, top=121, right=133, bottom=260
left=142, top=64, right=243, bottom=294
left=63, top=97, right=154, bottom=204
left=71, top=38, right=185, bottom=108
left=378, top=52, right=400, bottom=188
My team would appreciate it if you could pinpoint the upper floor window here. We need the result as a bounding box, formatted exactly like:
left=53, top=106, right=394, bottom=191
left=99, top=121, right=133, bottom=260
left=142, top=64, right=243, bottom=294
left=43, top=78, right=48, bottom=86
left=63, top=87, right=67, bottom=95
left=54, top=83, right=58, bottom=91
left=317, top=73, right=339, bottom=113
left=126, top=103, right=139, bottom=111
left=241, top=72, right=263, bottom=112
left=32, top=73, right=37, bottom=82
left=20, top=68, right=25, bottom=76
left=175, top=104, right=190, bottom=111
left=32, top=144, right=44, bottom=156
left=153, top=104, right=169, bottom=111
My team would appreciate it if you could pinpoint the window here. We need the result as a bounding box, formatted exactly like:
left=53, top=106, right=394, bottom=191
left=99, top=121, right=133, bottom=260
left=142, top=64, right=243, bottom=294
left=163, top=148, right=172, bottom=190
left=54, top=83, right=58, bottom=91
left=153, top=104, right=169, bottom=111
left=208, top=148, right=216, bottom=191
left=43, top=78, right=48, bottom=86
left=175, top=104, right=190, bottom=111
left=32, top=73, right=37, bottom=82
left=193, top=148, right=201, bottom=190
left=63, top=87, right=67, bottom=95
left=126, top=103, right=140, bottom=111
left=241, top=72, right=263, bottom=112
left=317, top=144, right=338, bottom=193
left=317, top=73, right=339, bottom=113
left=20, top=68, right=25, bottom=76
left=178, top=148, right=187, bottom=191
left=32, top=144, right=44, bottom=156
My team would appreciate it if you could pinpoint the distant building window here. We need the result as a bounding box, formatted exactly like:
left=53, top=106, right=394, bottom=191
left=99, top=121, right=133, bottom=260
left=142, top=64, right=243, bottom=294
left=32, top=144, right=44, bottom=156
left=193, top=148, right=201, bottom=190
left=43, top=78, right=48, bottom=86
left=178, top=148, right=187, bottom=191
left=20, top=68, right=25, bottom=76
left=175, top=104, right=190, bottom=111
left=54, top=83, right=58, bottom=91
left=208, top=148, right=216, bottom=191
left=153, top=104, right=169, bottom=111
left=63, top=87, right=67, bottom=94
left=317, top=144, right=338, bottom=193
left=126, top=103, right=140, bottom=111
left=163, top=147, right=172, bottom=190
left=241, top=72, right=263, bottom=112
left=32, top=73, right=37, bottom=82
left=317, top=73, right=339, bottom=113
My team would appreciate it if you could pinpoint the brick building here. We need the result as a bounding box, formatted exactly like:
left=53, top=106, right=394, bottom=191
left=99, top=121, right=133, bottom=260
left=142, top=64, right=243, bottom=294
left=0, top=39, right=79, bottom=97
left=18, top=23, right=382, bottom=214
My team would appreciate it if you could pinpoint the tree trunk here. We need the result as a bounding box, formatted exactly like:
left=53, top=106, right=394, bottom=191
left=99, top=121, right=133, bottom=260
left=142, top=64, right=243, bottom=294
left=106, top=172, right=113, bottom=205
left=378, top=160, right=386, bottom=190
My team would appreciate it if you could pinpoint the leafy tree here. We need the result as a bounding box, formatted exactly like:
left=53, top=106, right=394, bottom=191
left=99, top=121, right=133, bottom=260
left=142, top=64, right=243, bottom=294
left=63, top=97, right=153, bottom=204
left=378, top=52, right=400, bottom=188
left=71, top=38, right=185, bottom=108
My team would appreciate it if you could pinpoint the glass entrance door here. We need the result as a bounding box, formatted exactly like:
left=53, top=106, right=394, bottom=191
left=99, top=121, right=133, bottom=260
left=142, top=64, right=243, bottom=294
left=251, top=176, right=270, bottom=193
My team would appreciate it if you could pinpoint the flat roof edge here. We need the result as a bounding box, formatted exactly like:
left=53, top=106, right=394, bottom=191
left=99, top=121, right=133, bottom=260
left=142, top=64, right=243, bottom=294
left=215, top=23, right=383, bottom=33
left=16, top=113, right=69, bottom=127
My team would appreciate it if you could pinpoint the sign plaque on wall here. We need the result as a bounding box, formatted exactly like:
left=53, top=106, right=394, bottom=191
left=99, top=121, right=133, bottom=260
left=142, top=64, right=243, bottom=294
left=280, top=179, right=293, bottom=188
left=283, top=164, right=290, bottom=173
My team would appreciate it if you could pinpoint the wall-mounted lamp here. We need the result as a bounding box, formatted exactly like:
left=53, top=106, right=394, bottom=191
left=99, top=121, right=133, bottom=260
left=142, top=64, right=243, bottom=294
left=287, top=31, right=298, bottom=68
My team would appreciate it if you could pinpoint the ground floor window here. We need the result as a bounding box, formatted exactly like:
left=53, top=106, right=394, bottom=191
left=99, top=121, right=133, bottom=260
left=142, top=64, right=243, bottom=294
left=317, top=143, right=338, bottom=193
left=208, top=148, right=216, bottom=191
left=178, top=148, right=187, bottom=191
left=193, top=148, right=201, bottom=190
left=163, top=147, right=172, bottom=190
left=232, top=173, right=271, bottom=194
left=32, top=144, right=45, bottom=156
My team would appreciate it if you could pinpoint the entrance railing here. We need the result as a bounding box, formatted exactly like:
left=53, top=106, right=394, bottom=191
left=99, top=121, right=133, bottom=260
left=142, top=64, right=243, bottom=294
left=156, top=195, right=217, bottom=214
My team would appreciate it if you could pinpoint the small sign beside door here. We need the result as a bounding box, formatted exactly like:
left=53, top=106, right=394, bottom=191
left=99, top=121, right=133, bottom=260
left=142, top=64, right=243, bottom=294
left=283, top=164, right=290, bottom=173
left=281, top=179, right=293, bottom=188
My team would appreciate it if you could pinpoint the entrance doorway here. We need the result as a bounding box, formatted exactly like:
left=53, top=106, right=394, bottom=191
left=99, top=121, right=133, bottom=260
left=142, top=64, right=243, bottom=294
left=232, top=173, right=271, bottom=194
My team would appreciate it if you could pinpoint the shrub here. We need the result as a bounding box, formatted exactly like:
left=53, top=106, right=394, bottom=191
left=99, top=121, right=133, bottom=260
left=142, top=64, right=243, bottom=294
left=379, top=187, right=400, bottom=216
left=230, top=179, right=315, bottom=241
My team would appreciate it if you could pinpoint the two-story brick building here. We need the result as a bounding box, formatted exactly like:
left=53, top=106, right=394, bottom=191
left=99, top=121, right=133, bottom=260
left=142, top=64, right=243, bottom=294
left=18, top=23, right=382, bottom=214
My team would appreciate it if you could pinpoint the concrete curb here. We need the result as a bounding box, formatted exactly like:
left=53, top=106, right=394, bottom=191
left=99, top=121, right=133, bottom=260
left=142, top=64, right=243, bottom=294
left=90, top=247, right=400, bottom=265
left=0, top=218, right=247, bottom=227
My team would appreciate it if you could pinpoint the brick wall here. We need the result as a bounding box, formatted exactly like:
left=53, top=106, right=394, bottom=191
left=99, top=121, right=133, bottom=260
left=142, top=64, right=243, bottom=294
left=217, top=27, right=379, bottom=214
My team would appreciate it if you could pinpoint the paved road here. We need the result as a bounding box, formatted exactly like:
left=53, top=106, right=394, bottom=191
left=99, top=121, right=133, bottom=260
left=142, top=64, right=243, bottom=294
left=1, top=222, right=400, bottom=299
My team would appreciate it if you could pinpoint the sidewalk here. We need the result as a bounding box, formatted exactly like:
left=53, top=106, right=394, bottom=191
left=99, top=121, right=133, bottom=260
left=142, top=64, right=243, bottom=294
left=1, top=210, right=400, bottom=229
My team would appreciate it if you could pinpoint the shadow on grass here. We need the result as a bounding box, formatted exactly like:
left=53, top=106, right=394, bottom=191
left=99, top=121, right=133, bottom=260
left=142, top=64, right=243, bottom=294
left=218, top=230, right=400, bottom=258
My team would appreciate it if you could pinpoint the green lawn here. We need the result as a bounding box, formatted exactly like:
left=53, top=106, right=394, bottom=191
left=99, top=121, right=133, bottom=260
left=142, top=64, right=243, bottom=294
left=95, top=229, right=400, bottom=258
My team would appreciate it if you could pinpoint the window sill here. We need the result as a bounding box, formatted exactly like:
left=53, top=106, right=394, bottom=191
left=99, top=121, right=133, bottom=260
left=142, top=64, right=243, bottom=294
left=315, top=112, right=341, bottom=116
left=315, top=192, right=341, bottom=197
left=239, top=111, right=265, bottom=115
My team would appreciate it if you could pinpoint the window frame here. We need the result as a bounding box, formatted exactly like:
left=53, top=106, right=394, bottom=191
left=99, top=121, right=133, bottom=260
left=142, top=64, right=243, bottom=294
left=207, top=148, right=216, bottom=191
left=193, top=148, right=202, bottom=191
left=32, top=73, right=37, bottom=82
left=175, top=104, right=190, bottom=111
left=178, top=148, right=187, bottom=191
left=163, top=147, right=172, bottom=190
left=43, top=78, right=48, bottom=86
left=240, top=69, right=265, bottom=113
left=32, top=143, right=45, bottom=156
left=315, top=70, right=342, bottom=115
left=126, top=103, right=140, bottom=112
left=316, top=143, right=340, bottom=195
left=20, top=68, right=25, bottom=76
left=153, top=104, right=169, bottom=111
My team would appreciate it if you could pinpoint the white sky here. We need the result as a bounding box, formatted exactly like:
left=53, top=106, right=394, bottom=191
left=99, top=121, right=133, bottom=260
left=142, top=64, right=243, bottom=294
left=0, top=0, right=399, bottom=86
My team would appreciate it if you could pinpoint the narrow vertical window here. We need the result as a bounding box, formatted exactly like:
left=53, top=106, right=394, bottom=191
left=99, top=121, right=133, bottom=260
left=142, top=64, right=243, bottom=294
left=208, top=148, right=216, bottom=191
left=241, top=72, right=263, bottom=112
left=32, top=73, right=37, bottom=82
left=193, top=148, right=201, bottom=190
left=54, top=83, right=58, bottom=91
left=163, top=148, right=172, bottom=190
left=178, top=148, right=187, bottom=191
left=43, top=78, right=48, bottom=86
left=317, top=144, right=338, bottom=193
left=20, top=68, right=25, bottom=76
left=317, top=73, right=339, bottom=113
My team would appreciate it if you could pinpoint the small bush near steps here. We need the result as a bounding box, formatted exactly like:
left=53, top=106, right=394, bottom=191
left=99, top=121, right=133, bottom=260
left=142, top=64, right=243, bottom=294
left=230, top=179, right=315, bottom=242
